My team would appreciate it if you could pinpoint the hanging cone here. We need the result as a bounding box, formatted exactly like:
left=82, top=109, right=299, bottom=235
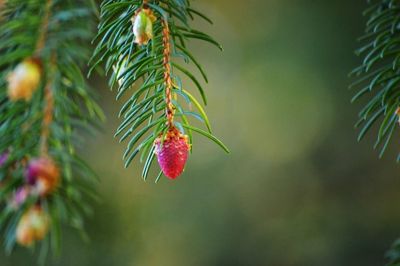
left=155, top=127, right=190, bottom=179
left=25, top=157, right=60, bottom=196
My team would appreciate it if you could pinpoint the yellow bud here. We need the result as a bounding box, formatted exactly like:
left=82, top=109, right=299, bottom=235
left=132, top=8, right=157, bottom=45
left=7, top=59, right=41, bottom=102
left=30, top=208, right=50, bottom=240
left=16, top=206, right=50, bottom=247
left=16, top=222, right=35, bottom=247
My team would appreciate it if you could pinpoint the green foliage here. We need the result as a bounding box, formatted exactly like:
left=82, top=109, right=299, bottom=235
left=351, top=0, right=400, bottom=160
left=351, top=1, right=400, bottom=264
left=90, top=0, right=228, bottom=181
left=387, top=238, right=400, bottom=266
left=0, top=0, right=103, bottom=260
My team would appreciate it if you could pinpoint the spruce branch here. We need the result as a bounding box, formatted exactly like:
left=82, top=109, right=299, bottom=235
left=386, top=238, right=400, bottom=266
left=91, top=0, right=229, bottom=181
left=0, top=0, right=103, bottom=260
left=351, top=0, right=400, bottom=160
left=352, top=1, right=400, bottom=264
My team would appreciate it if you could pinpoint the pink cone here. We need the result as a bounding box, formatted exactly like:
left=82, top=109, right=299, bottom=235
left=155, top=129, right=190, bottom=179
left=25, top=157, right=60, bottom=195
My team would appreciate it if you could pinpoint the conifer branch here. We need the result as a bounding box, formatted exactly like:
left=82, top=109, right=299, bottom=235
left=91, top=0, right=229, bottom=181
left=0, top=0, right=104, bottom=260
left=351, top=1, right=400, bottom=264
left=351, top=0, right=400, bottom=160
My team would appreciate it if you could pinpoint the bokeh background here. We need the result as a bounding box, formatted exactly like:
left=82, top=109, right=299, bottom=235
left=3, top=0, right=400, bottom=265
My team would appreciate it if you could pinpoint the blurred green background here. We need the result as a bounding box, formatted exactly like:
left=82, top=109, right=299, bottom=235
left=4, top=0, right=400, bottom=265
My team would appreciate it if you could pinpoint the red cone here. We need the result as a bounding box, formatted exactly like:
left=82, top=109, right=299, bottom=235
left=155, top=127, right=190, bottom=179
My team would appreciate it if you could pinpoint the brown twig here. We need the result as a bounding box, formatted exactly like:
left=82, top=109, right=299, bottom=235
left=162, top=19, right=175, bottom=129
left=35, top=0, right=52, bottom=55
left=37, top=0, right=54, bottom=156
left=40, top=53, right=56, bottom=156
left=39, top=71, right=54, bottom=156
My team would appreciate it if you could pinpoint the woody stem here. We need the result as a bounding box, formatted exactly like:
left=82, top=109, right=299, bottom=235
left=35, top=0, right=52, bottom=54
left=36, top=0, right=54, bottom=156
left=162, top=18, right=174, bottom=129
left=39, top=82, right=53, bottom=156
left=40, top=55, right=56, bottom=156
